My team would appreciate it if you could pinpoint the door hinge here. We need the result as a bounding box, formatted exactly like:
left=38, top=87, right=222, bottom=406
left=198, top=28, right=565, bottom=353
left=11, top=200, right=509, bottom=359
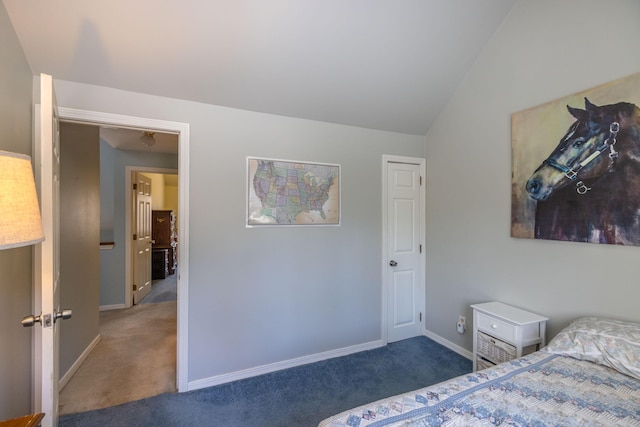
left=133, top=233, right=137, bottom=240
left=419, top=244, right=422, bottom=253
left=133, top=284, right=138, bottom=291
left=133, top=183, right=138, bottom=190
left=419, top=176, right=422, bottom=186
left=420, top=312, right=422, bottom=322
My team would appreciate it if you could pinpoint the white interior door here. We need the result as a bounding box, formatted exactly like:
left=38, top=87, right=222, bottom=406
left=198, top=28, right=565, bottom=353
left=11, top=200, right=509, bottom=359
left=33, top=73, right=61, bottom=427
left=385, top=158, right=425, bottom=343
left=132, top=172, right=152, bottom=304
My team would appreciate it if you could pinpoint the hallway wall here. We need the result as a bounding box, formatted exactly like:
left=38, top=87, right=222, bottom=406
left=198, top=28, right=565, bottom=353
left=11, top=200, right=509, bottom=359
left=59, top=123, right=101, bottom=380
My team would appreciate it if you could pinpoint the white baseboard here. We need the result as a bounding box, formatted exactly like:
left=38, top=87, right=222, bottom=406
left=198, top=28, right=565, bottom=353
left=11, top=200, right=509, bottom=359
left=99, top=303, right=126, bottom=311
left=187, top=339, right=385, bottom=392
left=424, top=330, right=473, bottom=360
left=59, top=334, right=101, bottom=390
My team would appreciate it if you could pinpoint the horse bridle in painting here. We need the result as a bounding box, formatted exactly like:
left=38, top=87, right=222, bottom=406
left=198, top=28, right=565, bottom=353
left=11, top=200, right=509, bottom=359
left=543, top=121, right=620, bottom=195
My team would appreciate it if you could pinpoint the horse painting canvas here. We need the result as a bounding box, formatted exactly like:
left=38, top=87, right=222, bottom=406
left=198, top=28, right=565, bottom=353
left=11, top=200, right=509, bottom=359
left=511, top=72, right=640, bottom=246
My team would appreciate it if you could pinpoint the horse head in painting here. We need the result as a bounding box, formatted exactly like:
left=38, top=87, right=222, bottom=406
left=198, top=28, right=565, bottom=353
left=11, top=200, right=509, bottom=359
left=525, top=98, right=640, bottom=244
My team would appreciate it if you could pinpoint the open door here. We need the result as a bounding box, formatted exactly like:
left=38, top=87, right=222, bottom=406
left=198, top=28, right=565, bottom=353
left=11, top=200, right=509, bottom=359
left=30, top=73, right=71, bottom=427
left=132, top=172, right=152, bottom=304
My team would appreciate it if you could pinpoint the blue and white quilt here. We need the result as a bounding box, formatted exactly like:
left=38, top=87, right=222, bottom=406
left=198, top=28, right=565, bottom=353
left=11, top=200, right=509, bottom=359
left=318, top=351, right=640, bottom=427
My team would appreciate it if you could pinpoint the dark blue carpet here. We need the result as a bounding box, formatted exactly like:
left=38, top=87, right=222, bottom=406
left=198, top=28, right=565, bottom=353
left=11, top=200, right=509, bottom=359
left=59, top=336, right=471, bottom=427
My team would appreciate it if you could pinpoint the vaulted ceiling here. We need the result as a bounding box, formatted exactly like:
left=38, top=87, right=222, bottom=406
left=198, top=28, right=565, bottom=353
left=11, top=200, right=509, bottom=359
left=4, top=0, right=515, bottom=136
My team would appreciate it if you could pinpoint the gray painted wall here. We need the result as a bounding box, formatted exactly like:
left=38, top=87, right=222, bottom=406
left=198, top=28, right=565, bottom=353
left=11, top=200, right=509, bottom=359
left=59, top=123, right=101, bottom=379
left=52, top=80, right=426, bottom=382
left=98, top=145, right=178, bottom=307
left=425, top=0, right=640, bottom=350
left=0, top=3, right=36, bottom=420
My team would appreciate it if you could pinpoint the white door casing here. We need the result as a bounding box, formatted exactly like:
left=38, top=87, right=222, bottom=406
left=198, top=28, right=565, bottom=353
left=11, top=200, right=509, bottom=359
left=383, top=155, right=425, bottom=343
left=55, top=106, right=190, bottom=392
left=33, top=73, right=61, bottom=427
left=132, top=172, right=152, bottom=304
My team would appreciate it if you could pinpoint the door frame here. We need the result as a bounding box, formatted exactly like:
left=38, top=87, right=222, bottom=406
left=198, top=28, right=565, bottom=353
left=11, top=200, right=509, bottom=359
left=57, top=106, right=190, bottom=392
left=381, top=154, right=426, bottom=344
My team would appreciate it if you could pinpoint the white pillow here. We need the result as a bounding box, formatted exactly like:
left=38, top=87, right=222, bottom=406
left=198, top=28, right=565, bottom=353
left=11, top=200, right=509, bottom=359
left=543, top=317, right=640, bottom=380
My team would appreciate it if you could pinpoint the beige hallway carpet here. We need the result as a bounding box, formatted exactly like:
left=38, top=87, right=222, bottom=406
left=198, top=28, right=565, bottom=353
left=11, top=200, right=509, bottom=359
left=59, top=301, right=177, bottom=415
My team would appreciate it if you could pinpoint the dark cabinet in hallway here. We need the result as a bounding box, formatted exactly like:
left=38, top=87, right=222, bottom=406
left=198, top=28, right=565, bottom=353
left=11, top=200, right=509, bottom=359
left=152, top=210, right=177, bottom=276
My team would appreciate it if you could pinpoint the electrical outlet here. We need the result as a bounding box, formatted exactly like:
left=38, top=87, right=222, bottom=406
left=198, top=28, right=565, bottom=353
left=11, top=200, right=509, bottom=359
left=458, top=315, right=466, bottom=327
left=456, top=315, right=466, bottom=334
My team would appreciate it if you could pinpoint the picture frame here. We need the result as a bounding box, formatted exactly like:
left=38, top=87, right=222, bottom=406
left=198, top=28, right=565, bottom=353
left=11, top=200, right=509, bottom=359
left=511, top=72, right=640, bottom=245
left=247, top=157, right=341, bottom=226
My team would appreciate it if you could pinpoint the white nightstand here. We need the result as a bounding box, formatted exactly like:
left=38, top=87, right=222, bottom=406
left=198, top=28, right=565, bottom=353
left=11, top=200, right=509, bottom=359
left=470, top=301, right=548, bottom=371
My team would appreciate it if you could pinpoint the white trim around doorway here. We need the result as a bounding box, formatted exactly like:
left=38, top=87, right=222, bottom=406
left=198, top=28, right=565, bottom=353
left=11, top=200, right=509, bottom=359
left=57, top=107, right=190, bottom=392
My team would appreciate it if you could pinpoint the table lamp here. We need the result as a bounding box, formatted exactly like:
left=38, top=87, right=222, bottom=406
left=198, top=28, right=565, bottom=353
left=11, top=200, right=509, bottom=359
left=0, top=150, right=45, bottom=249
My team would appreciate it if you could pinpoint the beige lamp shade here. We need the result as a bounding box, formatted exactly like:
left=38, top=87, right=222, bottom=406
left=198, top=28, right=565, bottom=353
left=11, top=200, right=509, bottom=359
left=0, top=150, right=45, bottom=249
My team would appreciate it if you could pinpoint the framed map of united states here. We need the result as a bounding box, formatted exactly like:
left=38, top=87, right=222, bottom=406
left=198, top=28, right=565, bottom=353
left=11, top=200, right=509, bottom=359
left=247, top=157, right=340, bottom=226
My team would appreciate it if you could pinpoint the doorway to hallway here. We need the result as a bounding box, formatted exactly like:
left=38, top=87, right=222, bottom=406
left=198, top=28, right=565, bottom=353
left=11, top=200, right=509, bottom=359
left=57, top=121, right=182, bottom=413
left=54, top=108, right=190, bottom=416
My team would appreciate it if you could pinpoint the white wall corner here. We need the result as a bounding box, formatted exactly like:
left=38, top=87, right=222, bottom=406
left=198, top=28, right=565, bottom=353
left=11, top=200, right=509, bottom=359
left=424, top=330, right=473, bottom=360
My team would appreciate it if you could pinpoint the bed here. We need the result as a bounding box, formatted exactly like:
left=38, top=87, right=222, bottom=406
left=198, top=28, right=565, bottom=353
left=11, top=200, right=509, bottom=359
left=318, top=317, right=640, bottom=426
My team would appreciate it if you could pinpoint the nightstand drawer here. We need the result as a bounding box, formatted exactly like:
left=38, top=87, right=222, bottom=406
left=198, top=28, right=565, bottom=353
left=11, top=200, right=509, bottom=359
left=476, top=312, right=515, bottom=342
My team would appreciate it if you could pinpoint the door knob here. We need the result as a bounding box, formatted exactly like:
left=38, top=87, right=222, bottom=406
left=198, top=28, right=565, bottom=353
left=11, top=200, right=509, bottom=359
left=389, top=260, right=398, bottom=267
left=21, top=309, right=72, bottom=327
left=54, top=309, right=72, bottom=322
left=21, top=314, right=42, bottom=327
